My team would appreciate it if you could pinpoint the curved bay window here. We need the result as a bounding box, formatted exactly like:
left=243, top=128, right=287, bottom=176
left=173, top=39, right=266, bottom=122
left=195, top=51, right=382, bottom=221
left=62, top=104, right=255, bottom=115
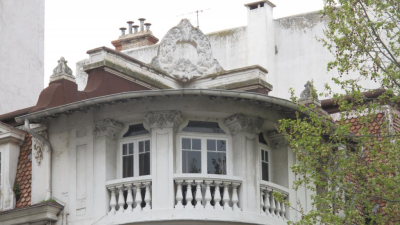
left=181, top=121, right=228, bottom=175
left=120, top=124, right=151, bottom=178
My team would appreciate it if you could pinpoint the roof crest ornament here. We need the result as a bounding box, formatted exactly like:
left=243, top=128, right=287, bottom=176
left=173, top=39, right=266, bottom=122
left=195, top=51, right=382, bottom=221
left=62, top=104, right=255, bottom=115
left=299, top=80, right=321, bottom=106
left=50, top=57, right=76, bottom=83
left=151, top=19, right=223, bottom=82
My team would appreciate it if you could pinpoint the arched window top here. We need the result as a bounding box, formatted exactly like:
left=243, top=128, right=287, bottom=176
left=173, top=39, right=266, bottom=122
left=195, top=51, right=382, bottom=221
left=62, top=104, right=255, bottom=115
left=182, top=121, right=226, bottom=134
left=259, top=132, right=268, bottom=145
left=123, top=124, right=149, bottom=138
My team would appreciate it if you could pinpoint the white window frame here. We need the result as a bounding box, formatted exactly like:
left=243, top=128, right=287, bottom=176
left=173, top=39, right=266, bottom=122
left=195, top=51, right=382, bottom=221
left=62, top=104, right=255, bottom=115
left=260, top=144, right=271, bottom=182
left=118, top=134, right=151, bottom=179
left=179, top=132, right=230, bottom=175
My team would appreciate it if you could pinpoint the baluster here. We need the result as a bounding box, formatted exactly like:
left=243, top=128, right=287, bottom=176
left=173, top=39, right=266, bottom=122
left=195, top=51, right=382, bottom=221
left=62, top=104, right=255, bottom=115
left=185, top=181, right=194, bottom=209
left=194, top=180, right=203, bottom=209
left=270, top=191, right=276, bottom=217
left=264, top=189, right=271, bottom=216
left=143, top=182, right=152, bottom=211
left=125, top=183, right=134, bottom=212
left=231, top=183, right=240, bottom=211
left=276, top=197, right=281, bottom=219
left=116, top=185, right=125, bottom=214
left=175, top=180, right=184, bottom=209
left=214, top=181, right=222, bottom=210
left=260, top=187, right=265, bottom=213
left=281, top=198, right=287, bottom=220
left=134, top=183, right=143, bottom=212
left=222, top=182, right=231, bottom=211
left=204, top=180, right=213, bottom=209
left=108, top=187, right=117, bottom=215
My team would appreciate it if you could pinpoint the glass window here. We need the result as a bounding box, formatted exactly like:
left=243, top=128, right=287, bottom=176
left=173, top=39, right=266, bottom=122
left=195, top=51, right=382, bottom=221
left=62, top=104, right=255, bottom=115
left=182, top=121, right=226, bottom=134
left=259, top=132, right=268, bottom=145
left=261, top=149, right=269, bottom=181
left=207, top=139, right=226, bottom=175
left=122, top=139, right=150, bottom=178
left=123, top=124, right=149, bottom=137
left=182, top=138, right=202, bottom=173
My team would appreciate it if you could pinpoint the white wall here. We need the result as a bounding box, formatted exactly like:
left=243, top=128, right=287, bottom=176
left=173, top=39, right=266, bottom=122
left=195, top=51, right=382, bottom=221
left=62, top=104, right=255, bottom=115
left=0, top=0, right=44, bottom=114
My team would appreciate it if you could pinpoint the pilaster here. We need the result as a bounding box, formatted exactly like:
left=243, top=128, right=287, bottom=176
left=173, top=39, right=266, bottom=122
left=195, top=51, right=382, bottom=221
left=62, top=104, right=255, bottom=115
left=144, top=111, right=183, bottom=209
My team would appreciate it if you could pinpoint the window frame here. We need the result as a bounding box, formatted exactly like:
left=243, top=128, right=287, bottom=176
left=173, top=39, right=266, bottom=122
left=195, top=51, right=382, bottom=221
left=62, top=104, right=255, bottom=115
left=179, top=132, right=230, bottom=175
left=118, top=134, right=151, bottom=179
left=259, top=143, right=271, bottom=182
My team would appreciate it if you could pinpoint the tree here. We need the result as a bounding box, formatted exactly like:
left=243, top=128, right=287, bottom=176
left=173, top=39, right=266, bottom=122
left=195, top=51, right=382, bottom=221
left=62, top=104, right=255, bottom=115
left=279, top=1, right=400, bottom=224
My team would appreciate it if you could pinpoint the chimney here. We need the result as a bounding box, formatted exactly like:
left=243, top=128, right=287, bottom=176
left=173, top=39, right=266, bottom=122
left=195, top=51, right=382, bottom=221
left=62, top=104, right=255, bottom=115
left=144, top=23, right=151, bottom=32
left=127, top=21, right=134, bottom=34
left=138, top=18, right=146, bottom=32
left=120, top=27, right=127, bottom=36
left=133, top=25, right=139, bottom=33
left=111, top=19, right=159, bottom=51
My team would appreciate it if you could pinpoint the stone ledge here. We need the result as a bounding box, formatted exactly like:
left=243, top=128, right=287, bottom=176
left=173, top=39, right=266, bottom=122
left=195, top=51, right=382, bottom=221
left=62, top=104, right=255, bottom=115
left=0, top=202, right=63, bottom=225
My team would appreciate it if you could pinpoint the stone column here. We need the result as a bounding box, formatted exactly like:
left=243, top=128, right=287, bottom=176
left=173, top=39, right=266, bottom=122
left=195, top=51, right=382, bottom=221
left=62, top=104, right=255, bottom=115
left=225, top=114, right=264, bottom=213
left=92, top=118, right=123, bottom=216
left=145, top=110, right=182, bottom=209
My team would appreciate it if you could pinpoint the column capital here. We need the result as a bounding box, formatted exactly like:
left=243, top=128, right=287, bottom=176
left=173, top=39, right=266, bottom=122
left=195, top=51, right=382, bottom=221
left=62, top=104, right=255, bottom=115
left=144, top=110, right=183, bottom=131
left=267, top=131, right=289, bottom=148
left=224, top=114, right=264, bottom=135
left=93, top=118, right=123, bottom=140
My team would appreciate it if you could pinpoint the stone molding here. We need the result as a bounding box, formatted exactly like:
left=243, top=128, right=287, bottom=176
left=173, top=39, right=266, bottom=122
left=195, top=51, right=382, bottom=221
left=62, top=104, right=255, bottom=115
left=224, top=114, right=264, bottom=135
left=93, top=119, right=123, bottom=140
left=267, top=131, right=289, bottom=148
left=144, top=111, right=183, bottom=130
left=33, top=137, right=44, bottom=165
left=50, top=57, right=76, bottom=83
left=151, top=19, right=223, bottom=82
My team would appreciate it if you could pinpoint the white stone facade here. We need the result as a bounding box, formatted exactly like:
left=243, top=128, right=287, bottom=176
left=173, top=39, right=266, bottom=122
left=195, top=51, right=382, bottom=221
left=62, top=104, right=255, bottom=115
left=0, top=0, right=44, bottom=114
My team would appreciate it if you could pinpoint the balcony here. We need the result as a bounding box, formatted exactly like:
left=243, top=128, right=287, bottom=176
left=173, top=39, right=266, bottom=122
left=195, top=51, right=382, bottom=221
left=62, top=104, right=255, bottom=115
left=105, top=175, right=289, bottom=224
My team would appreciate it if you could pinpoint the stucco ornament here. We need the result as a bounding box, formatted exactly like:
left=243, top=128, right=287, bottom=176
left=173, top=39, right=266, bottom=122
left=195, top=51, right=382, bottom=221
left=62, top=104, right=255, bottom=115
left=93, top=119, right=123, bottom=140
left=33, top=137, right=44, bottom=165
left=224, top=114, right=264, bottom=135
left=267, top=131, right=289, bottom=148
left=151, top=19, right=223, bottom=82
left=299, top=81, right=320, bottom=104
left=49, top=57, right=76, bottom=82
left=144, top=111, right=183, bottom=130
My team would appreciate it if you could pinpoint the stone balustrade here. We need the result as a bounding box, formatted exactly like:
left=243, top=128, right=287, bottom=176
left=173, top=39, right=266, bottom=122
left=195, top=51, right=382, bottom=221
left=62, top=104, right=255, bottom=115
left=106, top=176, right=152, bottom=215
left=260, top=181, right=289, bottom=221
left=173, top=175, right=242, bottom=211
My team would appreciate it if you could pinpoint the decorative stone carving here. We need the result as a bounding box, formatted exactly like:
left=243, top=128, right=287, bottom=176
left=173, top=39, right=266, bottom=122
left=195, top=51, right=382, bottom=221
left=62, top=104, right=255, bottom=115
left=144, top=111, right=183, bottom=130
left=33, top=137, right=44, bottom=165
left=49, top=57, right=76, bottom=83
left=267, top=131, right=289, bottom=148
left=299, top=81, right=320, bottom=105
left=151, top=19, right=223, bottom=82
left=93, top=119, right=123, bottom=140
left=224, top=114, right=264, bottom=135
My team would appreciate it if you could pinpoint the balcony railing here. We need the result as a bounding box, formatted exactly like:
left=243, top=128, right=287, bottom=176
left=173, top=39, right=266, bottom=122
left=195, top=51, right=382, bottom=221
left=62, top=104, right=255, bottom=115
left=105, top=176, right=152, bottom=215
left=260, top=181, right=289, bottom=221
left=173, top=174, right=242, bottom=211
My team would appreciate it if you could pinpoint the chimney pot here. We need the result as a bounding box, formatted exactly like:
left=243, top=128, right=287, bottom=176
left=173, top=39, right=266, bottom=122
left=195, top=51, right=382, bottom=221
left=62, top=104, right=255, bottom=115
left=133, top=25, right=139, bottom=34
left=127, top=21, right=134, bottom=34
left=144, top=23, right=151, bottom=32
left=138, top=18, right=146, bottom=32
left=120, top=27, right=127, bottom=36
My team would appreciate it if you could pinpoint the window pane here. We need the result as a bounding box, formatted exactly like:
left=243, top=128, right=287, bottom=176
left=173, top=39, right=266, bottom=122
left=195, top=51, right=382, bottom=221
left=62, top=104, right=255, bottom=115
left=139, top=141, right=144, bottom=153
left=123, top=124, right=149, bottom=137
left=123, top=144, right=127, bottom=155
left=207, top=139, right=216, bottom=151
left=123, top=156, right=134, bottom=178
left=129, top=143, right=134, bottom=154
left=182, top=151, right=201, bottom=173
left=265, top=151, right=268, bottom=162
left=182, top=138, right=191, bottom=149
left=182, top=121, right=226, bottom=134
left=145, top=140, right=150, bottom=152
left=261, top=150, right=264, bottom=161
left=262, top=162, right=269, bottom=181
left=207, top=152, right=226, bottom=174
left=139, top=152, right=151, bottom=176
left=217, top=140, right=226, bottom=151
left=192, top=139, right=201, bottom=150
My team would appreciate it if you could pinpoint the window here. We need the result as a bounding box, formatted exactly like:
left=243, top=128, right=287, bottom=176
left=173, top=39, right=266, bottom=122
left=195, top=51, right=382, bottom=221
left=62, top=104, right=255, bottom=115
left=121, top=124, right=150, bottom=178
left=261, top=149, right=269, bottom=181
left=181, top=121, right=228, bottom=175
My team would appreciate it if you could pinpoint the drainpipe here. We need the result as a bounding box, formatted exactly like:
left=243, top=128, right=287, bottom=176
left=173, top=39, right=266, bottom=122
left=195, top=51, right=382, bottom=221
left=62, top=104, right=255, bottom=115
left=24, top=119, right=52, bottom=201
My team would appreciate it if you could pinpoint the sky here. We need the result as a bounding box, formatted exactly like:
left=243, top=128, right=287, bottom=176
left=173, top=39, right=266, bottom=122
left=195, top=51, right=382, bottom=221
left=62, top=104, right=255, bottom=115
left=45, top=0, right=323, bottom=85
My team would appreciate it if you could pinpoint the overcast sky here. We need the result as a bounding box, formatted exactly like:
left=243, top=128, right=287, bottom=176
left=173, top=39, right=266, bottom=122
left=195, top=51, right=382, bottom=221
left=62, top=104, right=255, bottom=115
left=45, top=0, right=323, bottom=85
